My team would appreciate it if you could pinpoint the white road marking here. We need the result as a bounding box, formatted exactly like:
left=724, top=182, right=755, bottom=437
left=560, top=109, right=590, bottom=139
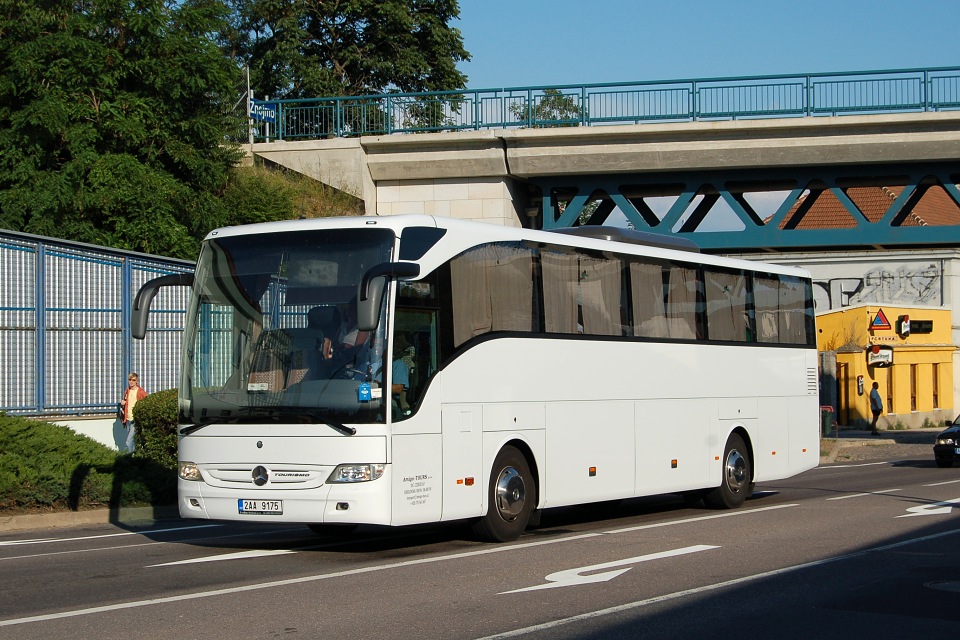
left=603, top=503, right=798, bottom=534
left=149, top=548, right=298, bottom=566
left=474, top=528, right=960, bottom=640
left=0, top=502, right=797, bottom=627
left=815, top=462, right=889, bottom=470
left=896, top=497, right=960, bottom=518
left=924, top=478, right=960, bottom=487
left=500, top=545, right=719, bottom=594
left=826, top=488, right=903, bottom=501
left=0, top=524, right=222, bottom=547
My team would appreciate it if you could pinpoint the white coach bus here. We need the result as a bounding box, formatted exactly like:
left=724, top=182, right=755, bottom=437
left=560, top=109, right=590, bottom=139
left=132, top=214, right=819, bottom=542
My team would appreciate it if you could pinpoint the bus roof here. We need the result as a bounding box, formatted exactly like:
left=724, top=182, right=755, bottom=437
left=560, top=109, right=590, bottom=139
left=204, top=215, right=810, bottom=279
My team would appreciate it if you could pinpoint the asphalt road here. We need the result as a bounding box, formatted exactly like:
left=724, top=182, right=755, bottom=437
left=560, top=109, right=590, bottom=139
left=1, top=451, right=958, bottom=640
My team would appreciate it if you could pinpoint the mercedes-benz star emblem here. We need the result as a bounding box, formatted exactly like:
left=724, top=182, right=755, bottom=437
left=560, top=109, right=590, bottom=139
left=252, top=465, right=269, bottom=486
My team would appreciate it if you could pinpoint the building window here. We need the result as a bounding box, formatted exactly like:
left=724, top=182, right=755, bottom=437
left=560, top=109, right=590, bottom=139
left=933, top=363, right=940, bottom=409
left=886, top=374, right=894, bottom=414
left=910, top=364, right=918, bottom=412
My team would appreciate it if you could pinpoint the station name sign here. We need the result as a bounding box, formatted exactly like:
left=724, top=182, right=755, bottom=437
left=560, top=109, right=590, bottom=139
left=249, top=100, right=277, bottom=123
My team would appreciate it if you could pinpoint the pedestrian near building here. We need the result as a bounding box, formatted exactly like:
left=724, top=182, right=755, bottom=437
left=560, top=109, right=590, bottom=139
left=869, top=381, right=883, bottom=435
left=121, top=373, right=148, bottom=453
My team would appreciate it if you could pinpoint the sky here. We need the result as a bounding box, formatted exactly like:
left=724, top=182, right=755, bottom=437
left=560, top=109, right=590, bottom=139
left=455, top=0, right=960, bottom=90
left=453, top=0, right=959, bottom=229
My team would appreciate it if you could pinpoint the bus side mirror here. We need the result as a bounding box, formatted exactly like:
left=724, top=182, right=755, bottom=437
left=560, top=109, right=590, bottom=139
left=357, top=262, right=420, bottom=331
left=132, top=273, right=194, bottom=339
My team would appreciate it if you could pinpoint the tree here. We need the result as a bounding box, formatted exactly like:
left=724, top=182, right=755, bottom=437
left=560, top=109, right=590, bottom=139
left=230, top=0, right=470, bottom=100
left=0, top=0, right=244, bottom=259
left=510, top=88, right=583, bottom=128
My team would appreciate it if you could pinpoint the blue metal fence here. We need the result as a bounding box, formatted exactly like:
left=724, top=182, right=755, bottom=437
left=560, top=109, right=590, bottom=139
left=0, top=230, right=193, bottom=416
left=250, top=66, right=960, bottom=141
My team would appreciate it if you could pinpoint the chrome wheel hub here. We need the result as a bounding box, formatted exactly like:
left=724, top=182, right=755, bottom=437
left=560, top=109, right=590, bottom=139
left=494, top=466, right=526, bottom=521
left=724, top=450, right=747, bottom=493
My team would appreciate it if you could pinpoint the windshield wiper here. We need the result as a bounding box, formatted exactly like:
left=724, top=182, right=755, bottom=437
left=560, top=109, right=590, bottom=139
left=180, top=409, right=357, bottom=436
left=278, top=409, right=356, bottom=436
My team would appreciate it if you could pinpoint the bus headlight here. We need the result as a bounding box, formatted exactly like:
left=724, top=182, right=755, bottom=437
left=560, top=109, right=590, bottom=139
left=327, top=464, right=385, bottom=483
left=179, top=461, right=203, bottom=481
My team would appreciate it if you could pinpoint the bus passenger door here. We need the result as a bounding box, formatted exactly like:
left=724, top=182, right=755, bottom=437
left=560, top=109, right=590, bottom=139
left=440, top=405, right=483, bottom=521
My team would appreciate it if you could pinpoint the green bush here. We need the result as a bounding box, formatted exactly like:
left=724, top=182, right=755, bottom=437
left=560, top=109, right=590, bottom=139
left=0, top=414, right=175, bottom=513
left=133, top=388, right=179, bottom=470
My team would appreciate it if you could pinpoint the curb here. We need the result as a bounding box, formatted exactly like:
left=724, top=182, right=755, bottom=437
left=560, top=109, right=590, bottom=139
left=821, top=436, right=906, bottom=464
left=0, top=505, right=180, bottom=534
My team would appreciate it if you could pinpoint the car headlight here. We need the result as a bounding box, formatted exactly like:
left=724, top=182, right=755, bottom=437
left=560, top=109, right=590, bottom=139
left=179, top=461, right=203, bottom=481
left=937, top=438, right=955, bottom=446
left=327, top=463, right=385, bottom=483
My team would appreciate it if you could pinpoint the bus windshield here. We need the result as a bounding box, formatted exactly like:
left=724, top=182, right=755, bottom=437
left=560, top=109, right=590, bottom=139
left=180, top=228, right=395, bottom=426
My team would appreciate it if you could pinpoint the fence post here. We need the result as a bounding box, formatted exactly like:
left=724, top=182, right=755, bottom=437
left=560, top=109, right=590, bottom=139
left=121, top=258, right=133, bottom=392
left=34, top=243, right=45, bottom=413
left=691, top=81, right=698, bottom=121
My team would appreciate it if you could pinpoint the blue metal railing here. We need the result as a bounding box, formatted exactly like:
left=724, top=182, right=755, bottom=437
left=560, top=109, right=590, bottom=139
left=249, top=66, right=960, bottom=141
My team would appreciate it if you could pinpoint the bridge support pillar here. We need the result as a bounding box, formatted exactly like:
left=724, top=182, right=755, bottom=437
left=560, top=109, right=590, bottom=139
left=375, top=176, right=527, bottom=228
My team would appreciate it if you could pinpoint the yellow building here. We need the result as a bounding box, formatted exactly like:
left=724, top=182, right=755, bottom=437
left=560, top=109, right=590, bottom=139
left=816, top=304, right=955, bottom=429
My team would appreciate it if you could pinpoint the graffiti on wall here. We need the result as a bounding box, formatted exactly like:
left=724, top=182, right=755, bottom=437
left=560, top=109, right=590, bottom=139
left=813, top=263, right=942, bottom=311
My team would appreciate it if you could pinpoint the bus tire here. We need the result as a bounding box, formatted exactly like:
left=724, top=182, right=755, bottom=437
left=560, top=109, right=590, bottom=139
left=472, top=446, right=535, bottom=542
left=307, top=523, right=357, bottom=537
left=703, top=434, right=751, bottom=510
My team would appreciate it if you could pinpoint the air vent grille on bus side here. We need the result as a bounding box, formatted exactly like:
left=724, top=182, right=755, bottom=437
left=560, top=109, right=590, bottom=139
left=807, top=368, right=818, bottom=395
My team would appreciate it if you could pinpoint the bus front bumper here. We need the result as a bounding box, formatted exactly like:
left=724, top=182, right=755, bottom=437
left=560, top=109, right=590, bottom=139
left=178, top=466, right=393, bottom=526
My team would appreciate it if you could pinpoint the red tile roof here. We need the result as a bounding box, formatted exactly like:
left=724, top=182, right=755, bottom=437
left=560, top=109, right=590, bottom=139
left=775, top=183, right=960, bottom=230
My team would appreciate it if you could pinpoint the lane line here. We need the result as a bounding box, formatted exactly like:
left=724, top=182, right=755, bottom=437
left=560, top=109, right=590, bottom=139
left=150, top=549, right=298, bottom=566
left=814, top=462, right=888, bottom=470
left=925, top=478, right=960, bottom=487
left=825, top=488, right=903, bottom=501
left=0, top=502, right=800, bottom=626
left=0, top=532, right=603, bottom=627
left=0, top=524, right=224, bottom=547
left=473, top=527, right=960, bottom=640
left=1, top=528, right=303, bottom=563
left=603, top=503, right=798, bottom=534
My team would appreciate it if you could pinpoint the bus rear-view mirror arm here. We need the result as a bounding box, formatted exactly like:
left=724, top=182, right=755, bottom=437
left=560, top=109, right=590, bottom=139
left=131, top=273, right=194, bottom=340
left=357, top=262, right=420, bottom=331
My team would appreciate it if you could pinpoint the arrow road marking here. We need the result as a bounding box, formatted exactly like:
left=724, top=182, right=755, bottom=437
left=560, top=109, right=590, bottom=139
left=499, top=544, right=719, bottom=594
left=896, top=497, right=960, bottom=518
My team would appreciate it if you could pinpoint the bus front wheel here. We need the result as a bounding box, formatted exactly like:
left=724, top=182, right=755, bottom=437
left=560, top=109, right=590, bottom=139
left=703, top=434, right=752, bottom=509
left=472, top=446, right=535, bottom=542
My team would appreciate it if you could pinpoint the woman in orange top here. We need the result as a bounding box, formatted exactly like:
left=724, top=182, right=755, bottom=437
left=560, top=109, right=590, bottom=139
left=121, top=372, right=148, bottom=453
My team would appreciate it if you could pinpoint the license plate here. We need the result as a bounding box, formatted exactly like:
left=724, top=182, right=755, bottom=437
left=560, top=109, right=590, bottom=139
left=955, top=447, right=960, bottom=455
left=238, top=499, right=283, bottom=515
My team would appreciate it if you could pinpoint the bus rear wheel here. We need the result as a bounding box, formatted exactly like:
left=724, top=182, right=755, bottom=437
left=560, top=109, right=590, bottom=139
left=471, top=446, right=535, bottom=543
left=703, top=434, right=752, bottom=509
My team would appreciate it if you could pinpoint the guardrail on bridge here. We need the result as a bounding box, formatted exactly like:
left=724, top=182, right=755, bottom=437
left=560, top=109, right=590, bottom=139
left=249, top=66, right=960, bottom=141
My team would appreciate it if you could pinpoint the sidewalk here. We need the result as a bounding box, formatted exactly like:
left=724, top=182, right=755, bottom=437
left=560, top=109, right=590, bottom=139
left=0, top=505, right=180, bottom=534
left=819, top=428, right=938, bottom=463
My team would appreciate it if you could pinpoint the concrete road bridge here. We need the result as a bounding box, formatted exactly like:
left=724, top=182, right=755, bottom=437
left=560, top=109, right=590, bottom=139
left=248, top=67, right=960, bottom=252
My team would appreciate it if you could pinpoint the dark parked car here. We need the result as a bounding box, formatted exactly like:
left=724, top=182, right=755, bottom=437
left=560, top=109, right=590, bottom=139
left=934, top=421, right=960, bottom=468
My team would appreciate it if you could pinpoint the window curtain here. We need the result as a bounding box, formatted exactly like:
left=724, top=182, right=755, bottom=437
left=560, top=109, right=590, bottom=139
left=780, top=277, right=807, bottom=344
left=705, top=270, right=747, bottom=341
left=630, top=262, right=668, bottom=338
left=542, top=251, right=579, bottom=333
left=489, top=246, right=534, bottom=333
left=666, top=265, right=697, bottom=339
left=580, top=255, right=622, bottom=336
left=450, top=244, right=534, bottom=346
left=450, top=249, right=492, bottom=346
left=753, top=276, right=780, bottom=343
